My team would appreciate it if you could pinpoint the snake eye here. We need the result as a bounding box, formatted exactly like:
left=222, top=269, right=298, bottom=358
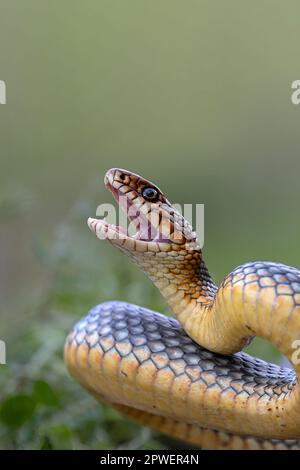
left=142, top=187, right=159, bottom=202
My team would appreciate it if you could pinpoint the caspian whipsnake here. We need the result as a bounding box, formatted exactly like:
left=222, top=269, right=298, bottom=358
left=65, top=168, right=300, bottom=450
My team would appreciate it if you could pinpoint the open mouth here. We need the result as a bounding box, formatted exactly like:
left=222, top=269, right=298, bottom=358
left=87, top=179, right=165, bottom=244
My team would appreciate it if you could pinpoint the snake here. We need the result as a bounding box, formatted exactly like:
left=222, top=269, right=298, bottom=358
left=64, top=168, right=300, bottom=450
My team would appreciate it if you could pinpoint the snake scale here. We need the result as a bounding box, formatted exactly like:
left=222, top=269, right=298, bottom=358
left=64, top=168, right=300, bottom=450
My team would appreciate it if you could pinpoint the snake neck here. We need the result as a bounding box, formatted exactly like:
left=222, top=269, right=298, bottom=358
left=130, top=246, right=217, bottom=316
left=160, top=251, right=216, bottom=307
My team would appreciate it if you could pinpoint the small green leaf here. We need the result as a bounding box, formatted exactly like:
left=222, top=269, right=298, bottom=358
left=0, top=395, right=36, bottom=428
left=33, top=380, right=60, bottom=407
left=40, top=435, right=54, bottom=450
left=47, top=425, right=74, bottom=449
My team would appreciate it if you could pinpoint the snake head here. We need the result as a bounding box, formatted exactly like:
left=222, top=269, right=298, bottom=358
left=87, top=168, right=200, bottom=257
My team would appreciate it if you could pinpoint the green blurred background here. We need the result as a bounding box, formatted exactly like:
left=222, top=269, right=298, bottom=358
left=0, top=0, right=300, bottom=449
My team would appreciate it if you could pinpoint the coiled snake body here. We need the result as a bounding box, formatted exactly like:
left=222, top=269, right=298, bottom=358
left=64, top=169, right=300, bottom=450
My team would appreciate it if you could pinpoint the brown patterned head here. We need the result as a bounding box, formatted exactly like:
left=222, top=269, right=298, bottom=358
left=88, top=168, right=200, bottom=258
